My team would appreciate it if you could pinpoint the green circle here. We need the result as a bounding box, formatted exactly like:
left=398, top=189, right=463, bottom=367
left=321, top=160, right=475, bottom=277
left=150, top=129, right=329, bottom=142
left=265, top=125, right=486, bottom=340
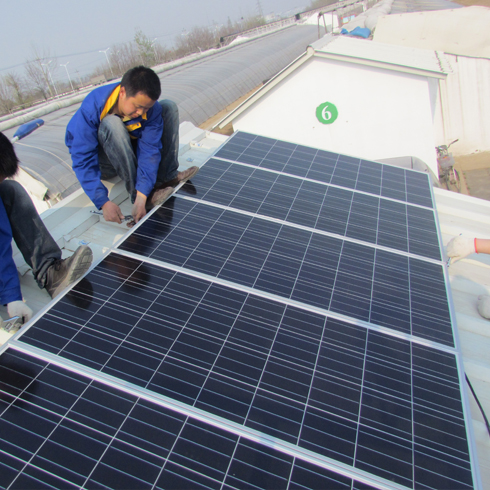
left=316, top=102, right=338, bottom=125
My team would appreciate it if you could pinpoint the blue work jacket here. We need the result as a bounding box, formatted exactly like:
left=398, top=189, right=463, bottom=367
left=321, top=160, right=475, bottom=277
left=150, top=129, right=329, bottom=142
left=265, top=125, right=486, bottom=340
left=65, top=83, right=163, bottom=209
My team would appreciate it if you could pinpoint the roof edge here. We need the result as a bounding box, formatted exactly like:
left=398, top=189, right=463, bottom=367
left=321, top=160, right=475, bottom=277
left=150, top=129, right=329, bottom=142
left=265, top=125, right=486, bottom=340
left=313, top=50, right=448, bottom=79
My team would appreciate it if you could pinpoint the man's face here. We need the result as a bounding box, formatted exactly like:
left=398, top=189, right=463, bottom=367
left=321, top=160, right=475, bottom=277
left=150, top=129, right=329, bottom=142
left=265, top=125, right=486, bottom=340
left=118, top=87, right=156, bottom=118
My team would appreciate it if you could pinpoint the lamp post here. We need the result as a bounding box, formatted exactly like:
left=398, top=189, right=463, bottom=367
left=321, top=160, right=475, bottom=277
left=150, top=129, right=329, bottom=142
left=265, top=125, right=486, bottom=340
left=41, top=60, right=58, bottom=98
left=151, top=38, right=158, bottom=64
left=99, top=48, right=114, bottom=79
left=60, top=62, right=74, bottom=92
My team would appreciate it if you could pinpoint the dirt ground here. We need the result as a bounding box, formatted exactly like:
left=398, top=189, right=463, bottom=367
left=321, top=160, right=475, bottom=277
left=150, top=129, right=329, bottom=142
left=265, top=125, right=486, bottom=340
left=452, top=0, right=490, bottom=6
left=454, top=152, right=490, bottom=199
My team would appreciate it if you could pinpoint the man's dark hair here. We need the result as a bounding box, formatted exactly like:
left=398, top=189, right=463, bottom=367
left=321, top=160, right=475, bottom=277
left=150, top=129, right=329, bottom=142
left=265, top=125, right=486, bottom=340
left=121, top=66, right=161, bottom=101
left=0, top=132, right=19, bottom=179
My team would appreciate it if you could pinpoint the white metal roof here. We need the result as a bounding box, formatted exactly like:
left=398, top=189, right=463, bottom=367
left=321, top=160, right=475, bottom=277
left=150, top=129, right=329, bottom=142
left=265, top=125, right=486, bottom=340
left=373, top=6, right=490, bottom=59
left=311, top=35, right=450, bottom=76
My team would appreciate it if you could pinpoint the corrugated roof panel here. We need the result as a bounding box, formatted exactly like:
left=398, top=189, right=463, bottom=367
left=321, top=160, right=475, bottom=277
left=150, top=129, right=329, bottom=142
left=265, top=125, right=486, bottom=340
left=3, top=25, right=321, bottom=199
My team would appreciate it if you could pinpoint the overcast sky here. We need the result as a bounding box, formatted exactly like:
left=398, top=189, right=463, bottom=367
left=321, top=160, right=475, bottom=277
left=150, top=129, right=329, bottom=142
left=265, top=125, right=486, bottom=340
left=1, top=0, right=308, bottom=81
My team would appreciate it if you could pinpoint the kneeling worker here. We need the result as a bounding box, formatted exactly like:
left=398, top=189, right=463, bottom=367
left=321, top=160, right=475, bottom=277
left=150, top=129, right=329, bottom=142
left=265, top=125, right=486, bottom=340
left=65, top=65, right=198, bottom=224
left=0, top=132, right=93, bottom=326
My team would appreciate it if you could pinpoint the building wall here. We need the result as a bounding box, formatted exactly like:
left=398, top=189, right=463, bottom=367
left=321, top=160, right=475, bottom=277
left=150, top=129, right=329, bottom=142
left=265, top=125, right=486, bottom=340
left=434, top=54, right=490, bottom=156
left=234, top=56, right=439, bottom=174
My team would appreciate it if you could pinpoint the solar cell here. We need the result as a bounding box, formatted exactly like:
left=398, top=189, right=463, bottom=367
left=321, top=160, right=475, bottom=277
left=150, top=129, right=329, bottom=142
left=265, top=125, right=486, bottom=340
left=214, top=132, right=434, bottom=208
left=14, top=252, right=473, bottom=489
left=175, top=158, right=441, bottom=260
left=1, top=349, right=375, bottom=490
left=118, top=198, right=452, bottom=345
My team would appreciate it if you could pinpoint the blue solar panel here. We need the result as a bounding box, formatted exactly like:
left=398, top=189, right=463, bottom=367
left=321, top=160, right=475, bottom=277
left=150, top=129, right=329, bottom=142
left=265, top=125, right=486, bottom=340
left=1, top=131, right=478, bottom=489
left=215, top=132, right=434, bottom=208
left=1, top=349, right=381, bottom=490
left=119, top=198, right=453, bottom=346
left=10, top=254, right=473, bottom=489
left=176, top=158, right=441, bottom=260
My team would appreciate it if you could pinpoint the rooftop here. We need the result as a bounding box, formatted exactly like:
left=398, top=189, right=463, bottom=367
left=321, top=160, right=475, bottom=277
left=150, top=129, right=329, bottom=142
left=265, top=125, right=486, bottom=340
left=1, top=1, right=489, bottom=487
left=1, top=123, right=489, bottom=488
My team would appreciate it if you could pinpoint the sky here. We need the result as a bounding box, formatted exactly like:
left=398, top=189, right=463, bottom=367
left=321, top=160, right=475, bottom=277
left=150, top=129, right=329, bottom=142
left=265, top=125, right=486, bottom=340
left=1, top=0, right=308, bottom=82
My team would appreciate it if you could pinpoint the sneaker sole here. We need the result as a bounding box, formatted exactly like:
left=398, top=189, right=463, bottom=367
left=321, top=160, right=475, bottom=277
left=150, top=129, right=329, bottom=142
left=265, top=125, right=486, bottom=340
left=51, top=246, right=93, bottom=298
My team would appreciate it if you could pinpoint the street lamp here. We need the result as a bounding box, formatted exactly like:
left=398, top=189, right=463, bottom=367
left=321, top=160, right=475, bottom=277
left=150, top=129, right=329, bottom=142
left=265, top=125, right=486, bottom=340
left=60, top=62, right=74, bottom=92
left=151, top=38, right=158, bottom=64
left=41, top=60, right=59, bottom=98
left=99, top=48, right=115, bottom=79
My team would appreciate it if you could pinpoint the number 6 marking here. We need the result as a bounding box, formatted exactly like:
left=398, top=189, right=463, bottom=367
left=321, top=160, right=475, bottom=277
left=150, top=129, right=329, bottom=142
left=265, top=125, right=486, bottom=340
left=316, top=102, right=338, bottom=125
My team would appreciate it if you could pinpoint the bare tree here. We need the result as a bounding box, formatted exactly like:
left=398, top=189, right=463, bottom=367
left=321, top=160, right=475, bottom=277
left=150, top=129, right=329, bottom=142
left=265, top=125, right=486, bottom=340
left=110, top=41, right=142, bottom=75
left=24, top=45, right=58, bottom=99
left=0, top=76, right=15, bottom=114
left=4, top=72, right=27, bottom=106
left=25, top=61, right=50, bottom=100
left=174, top=26, right=218, bottom=58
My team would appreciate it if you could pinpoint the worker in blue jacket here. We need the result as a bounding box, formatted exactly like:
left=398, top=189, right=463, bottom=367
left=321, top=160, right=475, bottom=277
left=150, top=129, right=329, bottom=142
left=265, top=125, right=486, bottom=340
left=0, top=132, right=92, bottom=327
left=66, top=65, right=198, bottom=224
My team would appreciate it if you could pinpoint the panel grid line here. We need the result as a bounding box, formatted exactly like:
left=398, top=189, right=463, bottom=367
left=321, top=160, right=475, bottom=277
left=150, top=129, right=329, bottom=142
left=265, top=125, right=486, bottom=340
left=213, top=156, right=434, bottom=212
left=5, top=343, right=412, bottom=490
left=176, top=194, right=442, bottom=265
left=114, top=247, right=457, bottom=354
left=80, top=394, right=139, bottom=488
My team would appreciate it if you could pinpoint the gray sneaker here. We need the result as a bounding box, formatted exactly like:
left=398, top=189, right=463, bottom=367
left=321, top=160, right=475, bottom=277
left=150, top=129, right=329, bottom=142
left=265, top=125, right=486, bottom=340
left=45, top=245, right=93, bottom=298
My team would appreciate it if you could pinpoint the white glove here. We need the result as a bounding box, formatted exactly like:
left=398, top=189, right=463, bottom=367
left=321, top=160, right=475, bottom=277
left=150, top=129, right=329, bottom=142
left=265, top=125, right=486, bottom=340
left=446, top=236, right=475, bottom=263
left=477, top=295, right=490, bottom=320
left=7, top=300, right=33, bottom=324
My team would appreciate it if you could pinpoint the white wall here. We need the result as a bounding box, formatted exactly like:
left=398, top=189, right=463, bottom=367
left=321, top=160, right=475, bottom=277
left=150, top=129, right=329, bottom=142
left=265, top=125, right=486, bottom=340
left=434, top=54, right=490, bottom=156
left=234, top=57, right=439, bottom=174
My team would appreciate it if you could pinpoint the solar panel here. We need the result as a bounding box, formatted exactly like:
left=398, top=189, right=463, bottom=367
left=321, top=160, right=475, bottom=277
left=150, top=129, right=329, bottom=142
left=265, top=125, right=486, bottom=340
left=4, top=254, right=473, bottom=489
left=118, top=198, right=452, bottom=345
left=1, top=131, right=479, bottom=489
left=172, top=158, right=441, bottom=260
left=214, top=132, right=434, bottom=208
left=1, top=348, right=378, bottom=490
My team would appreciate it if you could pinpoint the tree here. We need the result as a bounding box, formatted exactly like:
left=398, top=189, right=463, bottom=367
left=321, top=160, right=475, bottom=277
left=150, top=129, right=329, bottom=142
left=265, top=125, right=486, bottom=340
left=134, top=29, right=156, bottom=66
left=0, top=76, right=15, bottom=114
left=24, top=45, right=58, bottom=100
left=174, top=25, right=218, bottom=58
left=110, top=41, right=143, bottom=75
left=25, top=60, right=50, bottom=100
left=4, top=72, right=26, bottom=106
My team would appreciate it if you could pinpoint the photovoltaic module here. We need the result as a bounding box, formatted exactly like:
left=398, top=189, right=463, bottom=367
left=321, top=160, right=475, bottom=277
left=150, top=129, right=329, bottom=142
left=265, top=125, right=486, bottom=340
left=0, top=131, right=479, bottom=489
